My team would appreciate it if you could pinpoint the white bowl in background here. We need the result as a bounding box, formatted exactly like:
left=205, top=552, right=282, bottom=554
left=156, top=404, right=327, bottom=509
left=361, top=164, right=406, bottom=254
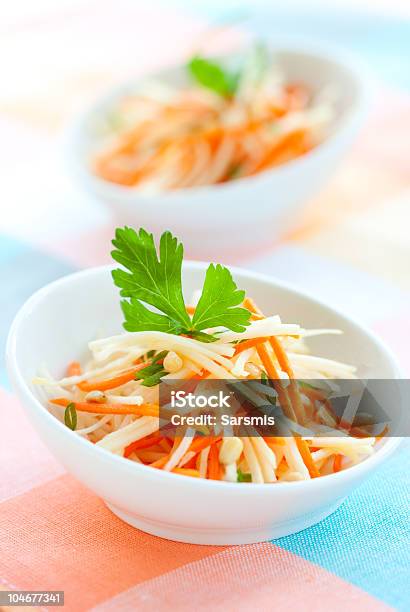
left=67, top=46, right=368, bottom=259
left=6, top=263, right=401, bottom=545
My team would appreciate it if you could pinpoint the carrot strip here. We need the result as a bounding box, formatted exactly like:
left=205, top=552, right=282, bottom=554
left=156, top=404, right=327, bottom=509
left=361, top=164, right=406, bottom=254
left=234, top=337, right=269, bottom=355
left=255, top=130, right=307, bottom=173
left=244, top=297, right=300, bottom=423
left=295, top=437, right=321, bottom=478
left=269, top=336, right=305, bottom=424
left=264, top=436, right=285, bottom=447
left=186, top=305, right=196, bottom=315
left=194, top=369, right=210, bottom=380
left=269, top=336, right=294, bottom=377
left=67, top=361, right=82, bottom=376
left=256, top=344, right=296, bottom=421
left=159, top=438, right=173, bottom=453
left=150, top=455, right=170, bottom=468
left=182, top=455, right=199, bottom=469
left=77, top=362, right=147, bottom=392
left=189, top=435, right=222, bottom=454
left=208, top=442, right=221, bottom=480
left=50, top=397, right=158, bottom=417
left=333, top=454, right=343, bottom=473
left=124, top=434, right=163, bottom=458
left=136, top=450, right=166, bottom=463
left=172, top=468, right=200, bottom=478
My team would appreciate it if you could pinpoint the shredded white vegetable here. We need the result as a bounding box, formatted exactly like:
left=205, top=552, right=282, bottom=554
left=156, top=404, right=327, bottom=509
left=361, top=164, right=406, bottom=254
left=35, top=299, right=380, bottom=484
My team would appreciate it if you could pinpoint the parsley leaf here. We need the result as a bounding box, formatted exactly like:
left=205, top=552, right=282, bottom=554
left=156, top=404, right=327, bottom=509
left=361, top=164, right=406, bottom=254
left=111, top=227, right=251, bottom=338
left=64, top=402, right=77, bottom=430
left=192, top=264, right=250, bottom=332
left=136, top=364, right=167, bottom=387
left=188, top=56, right=240, bottom=98
left=135, top=351, right=168, bottom=387
left=112, top=227, right=191, bottom=333
left=237, top=468, right=252, bottom=482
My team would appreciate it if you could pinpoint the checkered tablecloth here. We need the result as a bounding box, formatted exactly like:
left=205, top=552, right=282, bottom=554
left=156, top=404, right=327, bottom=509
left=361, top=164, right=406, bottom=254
left=1, top=2, right=409, bottom=611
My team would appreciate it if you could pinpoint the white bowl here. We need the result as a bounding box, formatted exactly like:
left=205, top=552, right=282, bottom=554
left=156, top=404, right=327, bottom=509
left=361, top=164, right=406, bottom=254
left=68, top=46, right=368, bottom=258
left=6, top=263, right=400, bottom=545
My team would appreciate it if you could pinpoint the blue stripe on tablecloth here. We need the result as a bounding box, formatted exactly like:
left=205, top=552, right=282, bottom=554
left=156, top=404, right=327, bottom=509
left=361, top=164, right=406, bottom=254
left=166, top=1, right=410, bottom=90
left=275, top=440, right=410, bottom=610
left=0, top=234, right=28, bottom=263
left=0, top=235, right=76, bottom=389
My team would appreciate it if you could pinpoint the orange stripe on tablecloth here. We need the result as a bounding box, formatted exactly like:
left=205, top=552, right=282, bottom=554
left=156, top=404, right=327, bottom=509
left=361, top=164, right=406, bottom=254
left=93, top=543, right=392, bottom=612
left=0, top=474, right=224, bottom=612
left=0, top=388, right=65, bottom=502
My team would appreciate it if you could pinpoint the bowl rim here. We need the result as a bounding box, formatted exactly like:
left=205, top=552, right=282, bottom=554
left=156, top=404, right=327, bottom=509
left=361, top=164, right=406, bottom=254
left=6, top=261, right=402, bottom=493
left=66, top=43, right=370, bottom=204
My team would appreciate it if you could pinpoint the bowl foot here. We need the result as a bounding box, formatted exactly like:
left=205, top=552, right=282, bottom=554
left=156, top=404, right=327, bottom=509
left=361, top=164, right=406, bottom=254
left=105, top=500, right=344, bottom=545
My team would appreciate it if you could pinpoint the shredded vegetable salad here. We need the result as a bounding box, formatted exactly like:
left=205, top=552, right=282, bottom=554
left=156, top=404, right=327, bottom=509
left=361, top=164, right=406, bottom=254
left=35, top=227, right=379, bottom=483
left=92, top=44, right=336, bottom=192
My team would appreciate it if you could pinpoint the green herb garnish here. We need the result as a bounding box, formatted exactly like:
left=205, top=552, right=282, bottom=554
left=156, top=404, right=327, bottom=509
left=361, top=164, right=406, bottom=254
left=187, top=42, right=269, bottom=100
left=226, top=162, right=242, bottom=180
left=237, top=468, right=252, bottom=482
left=135, top=351, right=168, bottom=387
left=187, top=56, right=240, bottom=98
left=111, top=227, right=251, bottom=340
left=64, top=402, right=77, bottom=430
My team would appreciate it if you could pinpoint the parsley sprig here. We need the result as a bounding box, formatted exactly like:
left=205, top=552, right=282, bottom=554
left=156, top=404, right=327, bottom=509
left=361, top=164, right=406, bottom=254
left=64, top=402, right=77, bottom=430
left=111, top=227, right=251, bottom=340
left=187, top=56, right=240, bottom=98
left=187, top=43, right=269, bottom=99
left=135, top=351, right=168, bottom=387
left=237, top=468, right=252, bottom=482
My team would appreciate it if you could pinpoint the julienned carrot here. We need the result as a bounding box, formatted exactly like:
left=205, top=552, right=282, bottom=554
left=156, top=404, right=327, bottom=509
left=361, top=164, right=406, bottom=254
left=295, top=437, right=320, bottom=478
left=67, top=361, right=82, bottom=376
left=124, top=434, right=163, bottom=458
left=172, top=468, right=200, bottom=478
left=244, top=297, right=301, bottom=423
left=255, top=130, right=307, bottom=173
left=264, top=436, right=285, bottom=447
left=182, top=455, right=198, bottom=469
left=186, top=305, right=196, bottom=315
left=268, top=336, right=294, bottom=377
left=333, top=454, right=343, bottom=473
left=234, top=337, right=269, bottom=355
left=150, top=455, right=170, bottom=468
left=208, top=442, right=221, bottom=480
left=189, top=435, right=222, bottom=454
left=269, top=336, right=305, bottom=424
left=159, top=438, right=173, bottom=453
left=77, top=362, right=147, bottom=392
left=194, top=369, right=210, bottom=380
left=50, top=397, right=158, bottom=417
left=243, top=297, right=262, bottom=318
left=256, top=344, right=296, bottom=421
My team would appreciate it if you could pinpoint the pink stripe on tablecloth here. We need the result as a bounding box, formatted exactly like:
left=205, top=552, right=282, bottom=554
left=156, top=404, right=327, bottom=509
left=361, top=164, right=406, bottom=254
left=0, top=475, right=224, bottom=612
left=0, top=387, right=64, bottom=502
left=372, top=306, right=410, bottom=375
left=43, top=223, right=117, bottom=268
left=93, top=542, right=392, bottom=612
